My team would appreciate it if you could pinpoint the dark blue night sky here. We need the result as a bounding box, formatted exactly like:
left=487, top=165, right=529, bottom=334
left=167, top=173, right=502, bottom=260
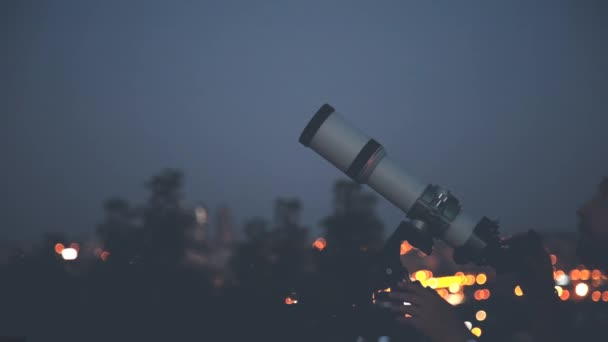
left=2, top=0, right=607, bottom=240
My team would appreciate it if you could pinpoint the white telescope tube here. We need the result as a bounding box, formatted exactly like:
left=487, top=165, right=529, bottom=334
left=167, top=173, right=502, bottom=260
left=299, top=104, right=477, bottom=249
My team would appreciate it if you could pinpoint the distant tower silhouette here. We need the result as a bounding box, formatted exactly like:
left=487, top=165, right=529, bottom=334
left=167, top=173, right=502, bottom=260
left=192, top=203, right=208, bottom=242
left=215, top=205, right=235, bottom=244
left=183, top=203, right=209, bottom=267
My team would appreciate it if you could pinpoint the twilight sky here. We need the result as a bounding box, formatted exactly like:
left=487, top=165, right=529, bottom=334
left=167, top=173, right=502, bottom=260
left=2, top=0, right=607, bottom=240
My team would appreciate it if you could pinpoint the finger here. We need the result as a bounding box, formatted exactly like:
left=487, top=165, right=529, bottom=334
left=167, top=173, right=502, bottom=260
left=396, top=316, right=423, bottom=330
left=389, top=303, right=423, bottom=316
left=401, top=281, right=434, bottom=298
left=374, top=300, right=423, bottom=315
left=387, top=292, right=425, bottom=306
left=397, top=280, right=423, bottom=291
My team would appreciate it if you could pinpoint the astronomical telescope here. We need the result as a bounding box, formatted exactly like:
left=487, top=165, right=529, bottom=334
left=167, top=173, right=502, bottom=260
left=298, top=103, right=541, bottom=283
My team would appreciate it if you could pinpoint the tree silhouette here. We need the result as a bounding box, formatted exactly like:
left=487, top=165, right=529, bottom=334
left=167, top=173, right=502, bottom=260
left=322, top=179, right=384, bottom=253
left=95, top=197, right=141, bottom=264
left=140, top=169, right=194, bottom=265
left=308, top=179, right=388, bottom=340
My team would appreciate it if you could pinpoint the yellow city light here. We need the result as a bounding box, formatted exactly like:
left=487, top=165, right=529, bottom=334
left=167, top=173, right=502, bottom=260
left=476, top=273, right=487, bottom=285
left=514, top=285, right=524, bottom=297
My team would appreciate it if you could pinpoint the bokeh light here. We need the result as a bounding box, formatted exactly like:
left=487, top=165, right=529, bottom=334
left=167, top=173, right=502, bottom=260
left=446, top=293, right=464, bottom=306
left=436, top=289, right=448, bottom=299
left=448, top=283, right=460, bottom=294
left=554, top=270, right=569, bottom=286
left=575, top=283, right=589, bottom=297
left=560, top=289, right=570, bottom=301
left=570, top=269, right=580, bottom=281
left=475, top=310, right=487, bottom=321
left=400, top=241, right=413, bottom=255
left=514, top=285, right=524, bottom=297
left=591, top=291, right=601, bottom=302
left=550, top=254, right=557, bottom=265
left=476, top=273, right=487, bottom=285
left=54, top=243, right=65, bottom=254
left=69, top=243, right=80, bottom=252
left=61, top=248, right=78, bottom=261
left=415, top=270, right=428, bottom=282
left=100, top=251, right=110, bottom=262
left=483, top=289, right=491, bottom=299
left=471, top=327, right=482, bottom=337
left=312, top=238, right=327, bottom=251
left=474, top=289, right=490, bottom=300
left=194, top=207, right=208, bottom=224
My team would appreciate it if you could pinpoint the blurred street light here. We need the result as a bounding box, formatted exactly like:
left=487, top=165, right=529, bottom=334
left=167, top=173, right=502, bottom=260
left=61, top=248, right=78, bottom=260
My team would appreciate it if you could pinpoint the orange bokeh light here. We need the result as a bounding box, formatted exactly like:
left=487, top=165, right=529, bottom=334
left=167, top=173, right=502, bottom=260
left=100, top=251, right=110, bottom=262
left=312, top=238, right=327, bottom=251
left=474, top=289, right=490, bottom=300
left=550, top=254, right=557, bottom=265
left=476, top=273, right=487, bottom=285
left=591, top=270, right=601, bottom=280
left=591, top=291, right=601, bottom=302
left=484, top=289, right=491, bottom=299
left=400, top=241, right=413, bottom=255
left=54, top=243, right=65, bottom=254
left=560, top=289, right=570, bottom=301
left=570, top=269, right=580, bottom=281
left=602, top=291, right=608, bottom=302
left=580, top=269, right=590, bottom=281
left=514, top=285, right=524, bottom=297
left=285, top=297, right=296, bottom=305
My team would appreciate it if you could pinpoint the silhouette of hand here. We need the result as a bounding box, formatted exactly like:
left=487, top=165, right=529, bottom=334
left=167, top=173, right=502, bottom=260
left=502, top=232, right=566, bottom=342
left=507, top=232, right=555, bottom=300
left=382, top=281, right=471, bottom=342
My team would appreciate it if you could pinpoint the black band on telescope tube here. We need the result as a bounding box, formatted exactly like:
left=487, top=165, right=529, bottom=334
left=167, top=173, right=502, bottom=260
left=298, top=104, right=335, bottom=147
left=346, top=139, right=382, bottom=182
